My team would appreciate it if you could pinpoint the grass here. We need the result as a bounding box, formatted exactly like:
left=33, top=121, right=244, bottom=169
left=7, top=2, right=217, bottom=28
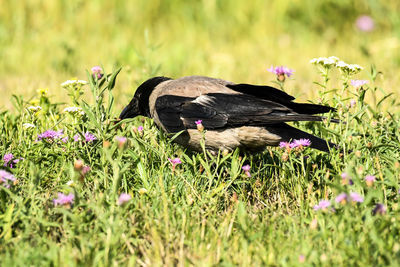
left=1, top=0, right=400, bottom=266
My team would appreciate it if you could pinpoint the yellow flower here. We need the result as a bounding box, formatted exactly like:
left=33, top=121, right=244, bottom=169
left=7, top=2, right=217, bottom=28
left=138, top=188, right=148, bottom=195
left=30, top=98, right=40, bottom=106
left=37, top=88, right=48, bottom=97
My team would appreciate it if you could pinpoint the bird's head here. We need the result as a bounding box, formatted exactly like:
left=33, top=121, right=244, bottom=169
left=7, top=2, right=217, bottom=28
left=119, top=76, right=171, bottom=120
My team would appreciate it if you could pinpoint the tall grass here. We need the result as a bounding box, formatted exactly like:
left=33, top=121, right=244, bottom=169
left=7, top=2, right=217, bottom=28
left=1, top=1, right=400, bottom=266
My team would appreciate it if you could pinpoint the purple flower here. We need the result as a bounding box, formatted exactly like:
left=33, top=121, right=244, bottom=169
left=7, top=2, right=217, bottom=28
left=242, top=164, right=251, bottom=177
left=0, top=170, right=16, bottom=188
left=73, top=134, right=81, bottom=142
left=115, top=136, right=127, bottom=148
left=365, top=175, right=376, bottom=187
left=3, top=153, right=13, bottom=166
left=291, top=139, right=311, bottom=148
left=349, top=192, right=364, bottom=203
left=115, top=136, right=127, bottom=143
left=267, top=65, right=294, bottom=78
left=365, top=175, right=376, bottom=182
left=341, top=172, right=354, bottom=185
left=168, top=157, right=182, bottom=171
left=81, top=166, right=91, bottom=176
left=351, top=80, right=369, bottom=88
left=349, top=99, right=356, bottom=108
left=37, top=130, right=64, bottom=141
left=13, top=158, right=23, bottom=164
left=137, top=126, right=144, bottom=134
left=84, top=132, right=96, bottom=143
left=61, top=136, right=69, bottom=143
left=195, top=120, right=204, bottom=131
left=53, top=193, right=74, bottom=206
left=372, top=203, right=387, bottom=215
left=91, top=66, right=103, bottom=79
left=298, top=254, right=306, bottom=263
left=118, top=193, right=131, bottom=205
left=3, top=153, right=16, bottom=168
left=279, top=141, right=291, bottom=148
left=242, top=165, right=251, bottom=172
left=168, top=158, right=182, bottom=166
left=313, top=200, right=331, bottom=211
left=356, top=15, right=374, bottom=32
left=335, top=193, right=348, bottom=204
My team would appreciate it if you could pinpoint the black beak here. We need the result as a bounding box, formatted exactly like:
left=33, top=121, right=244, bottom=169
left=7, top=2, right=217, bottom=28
left=119, top=97, right=139, bottom=120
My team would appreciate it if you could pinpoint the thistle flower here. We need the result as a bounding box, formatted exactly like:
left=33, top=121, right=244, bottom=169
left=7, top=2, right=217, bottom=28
left=73, top=134, right=81, bottom=142
left=356, top=15, right=375, bottom=32
left=313, top=200, right=331, bottom=211
left=115, top=136, right=127, bottom=148
left=298, top=255, right=306, bottom=263
left=3, top=153, right=23, bottom=168
left=84, top=132, right=96, bottom=143
left=267, top=65, right=294, bottom=82
left=349, top=192, right=364, bottom=203
left=195, top=120, right=204, bottom=132
left=365, top=175, right=376, bottom=187
left=118, top=193, right=131, bottom=205
left=37, top=130, right=64, bottom=141
left=351, top=80, right=369, bottom=88
left=341, top=172, right=354, bottom=185
left=168, top=158, right=182, bottom=166
left=81, top=166, right=91, bottom=176
left=53, top=193, right=74, bottom=206
left=291, top=139, right=311, bottom=148
left=3, top=153, right=13, bottom=166
left=335, top=193, right=348, bottom=204
left=137, top=126, right=144, bottom=135
left=279, top=141, right=291, bottom=149
left=63, top=106, right=85, bottom=116
left=91, top=66, right=103, bottom=79
left=0, top=170, right=16, bottom=188
left=372, top=203, right=386, bottom=215
left=74, top=159, right=84, bottom=171
left=242, top=164, right=251, bottom=177
left=168, top=157, right=182, bottom=172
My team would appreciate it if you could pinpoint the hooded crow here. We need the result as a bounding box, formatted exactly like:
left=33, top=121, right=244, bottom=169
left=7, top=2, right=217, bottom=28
left=119, top=76, right=337, bottom=153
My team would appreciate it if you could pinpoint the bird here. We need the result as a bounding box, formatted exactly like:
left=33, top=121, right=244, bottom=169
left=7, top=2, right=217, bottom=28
left=119, top=75, right=338, bottom=153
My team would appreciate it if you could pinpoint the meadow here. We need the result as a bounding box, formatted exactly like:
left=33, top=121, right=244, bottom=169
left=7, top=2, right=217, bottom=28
left=1, top=0, right=400, bottom=266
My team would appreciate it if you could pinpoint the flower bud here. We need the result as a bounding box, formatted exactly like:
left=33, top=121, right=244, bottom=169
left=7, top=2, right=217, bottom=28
left=74, top=159, right=84, bottom=171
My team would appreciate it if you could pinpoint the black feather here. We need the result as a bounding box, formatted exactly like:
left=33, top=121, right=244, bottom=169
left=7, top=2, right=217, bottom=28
left=227, top=83, right=335, bottom=114
left=155, top=93, right=334, bottom=132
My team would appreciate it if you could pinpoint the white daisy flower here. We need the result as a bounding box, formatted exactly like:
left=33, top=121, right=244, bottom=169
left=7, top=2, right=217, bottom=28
left=27, top=106, right=42, bottom=112
left=63, top=106, right=85, bottom=116
left=61, top=79, right=88, bottom=88
left=23, top=123, right=36, bottom=129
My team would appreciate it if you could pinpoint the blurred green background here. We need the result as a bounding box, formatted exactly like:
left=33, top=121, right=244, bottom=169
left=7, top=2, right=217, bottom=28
left=0, top=0, right=399, bottom=109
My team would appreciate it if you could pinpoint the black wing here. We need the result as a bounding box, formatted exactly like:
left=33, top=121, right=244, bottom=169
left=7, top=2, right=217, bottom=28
left=227, top=83, right=334, bottom=114
left=155, top=93, right=334, bottom=133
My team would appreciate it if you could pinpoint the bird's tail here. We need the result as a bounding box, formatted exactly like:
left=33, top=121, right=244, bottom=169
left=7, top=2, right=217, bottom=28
left=265, top=123, right=336, bottom=152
